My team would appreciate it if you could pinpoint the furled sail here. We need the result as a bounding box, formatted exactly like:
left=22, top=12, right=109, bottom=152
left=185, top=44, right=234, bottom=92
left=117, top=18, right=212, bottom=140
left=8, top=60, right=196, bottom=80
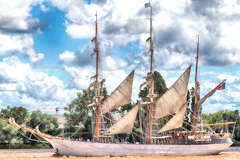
left=101, top=70, right=134, bottom=114
left=196, top=79, right=226, bottom=108
left=155, top=65, right=191, bottom=119
left=107, top=103, right=139, bottom=135
left=158, top=103, right=188, bottom=133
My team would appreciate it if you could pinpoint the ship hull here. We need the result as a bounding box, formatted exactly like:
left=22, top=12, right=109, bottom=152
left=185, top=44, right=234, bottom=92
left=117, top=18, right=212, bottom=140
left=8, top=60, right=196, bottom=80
left=46, top=138, right=232, bottom=156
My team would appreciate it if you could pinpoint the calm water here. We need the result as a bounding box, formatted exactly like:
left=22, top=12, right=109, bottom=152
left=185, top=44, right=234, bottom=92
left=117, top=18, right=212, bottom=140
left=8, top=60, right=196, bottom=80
left=226, top=147, right=240, bottom=152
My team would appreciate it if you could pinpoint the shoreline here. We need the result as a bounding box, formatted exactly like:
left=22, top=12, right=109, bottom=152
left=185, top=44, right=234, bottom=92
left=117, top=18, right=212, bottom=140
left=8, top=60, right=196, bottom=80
left=0, top=150, right=240, bottom=160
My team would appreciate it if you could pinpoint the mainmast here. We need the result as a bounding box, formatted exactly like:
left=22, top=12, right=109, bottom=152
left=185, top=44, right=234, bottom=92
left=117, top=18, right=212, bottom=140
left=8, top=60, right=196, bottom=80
left=192, top=35, right=200, bottom=132
left=145, top=2, right=156, bottom=144
left=149, top=4, right=153, bottom=73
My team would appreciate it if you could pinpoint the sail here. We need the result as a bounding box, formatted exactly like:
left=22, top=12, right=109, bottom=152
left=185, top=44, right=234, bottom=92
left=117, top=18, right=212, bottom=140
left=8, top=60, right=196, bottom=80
left=155, top=65, right=191, bottom=119
left=197, top=79, right=226, bottom=108
left=107, top=103, right=139, bottom=135
left=158, top=103, right=187, bottom=133
left=101, top=70, right=134, bottom=114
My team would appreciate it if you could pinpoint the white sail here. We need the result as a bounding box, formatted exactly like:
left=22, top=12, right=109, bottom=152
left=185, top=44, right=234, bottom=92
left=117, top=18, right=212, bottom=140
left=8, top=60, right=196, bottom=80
left=101, top=70, right=134, bottom=114
left=155, top=65, right=191, bottom=119
left=158, top=103, right=188, bottom=133
left=107, top=103, right=139, bottom=135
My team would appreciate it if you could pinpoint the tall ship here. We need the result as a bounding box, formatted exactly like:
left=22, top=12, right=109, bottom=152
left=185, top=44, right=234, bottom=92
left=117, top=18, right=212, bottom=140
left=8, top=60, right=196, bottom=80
left=7, top=2, right=234, bottom=156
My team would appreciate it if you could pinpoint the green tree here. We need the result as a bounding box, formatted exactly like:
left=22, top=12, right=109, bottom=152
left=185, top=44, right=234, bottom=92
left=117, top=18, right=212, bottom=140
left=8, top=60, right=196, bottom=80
left=22, top=111, right=61, bottom=144
left=0, top=106, right=60, bottom=148
left=202, top=110, right=240, bottom=142
left=0, top=106, right=30, bottom=147
left=64, top=89, right=108, bottom=140
left=27, top=111, right=60, bottom=136
left=0, top=118, right=20, bottom=147
left=0, top=106, right=30, bottom=124
left=139, top=71, right=167, bottom=101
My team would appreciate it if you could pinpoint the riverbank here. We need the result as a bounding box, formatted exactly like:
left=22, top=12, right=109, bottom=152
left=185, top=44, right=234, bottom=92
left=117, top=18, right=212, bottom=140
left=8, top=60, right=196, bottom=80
left=0, top=149, right=240, bottom=160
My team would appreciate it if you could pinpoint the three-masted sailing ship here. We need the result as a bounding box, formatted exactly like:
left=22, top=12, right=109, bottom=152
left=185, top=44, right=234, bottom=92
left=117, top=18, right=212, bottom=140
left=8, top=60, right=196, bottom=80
left=7, top=2, right=234, bottom=156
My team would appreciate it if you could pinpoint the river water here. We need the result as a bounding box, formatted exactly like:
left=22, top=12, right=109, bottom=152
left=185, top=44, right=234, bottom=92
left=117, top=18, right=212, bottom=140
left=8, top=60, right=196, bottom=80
left=0, top=147, right=240, bottom=160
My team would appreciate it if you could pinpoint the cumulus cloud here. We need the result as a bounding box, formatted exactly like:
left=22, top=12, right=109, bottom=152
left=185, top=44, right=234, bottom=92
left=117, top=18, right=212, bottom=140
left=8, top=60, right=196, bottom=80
left=218, top=74, right=240, bottom=83
left=59, top=44, right=94, bottom=67
left=0, top=34, right=31, bottom=55
left=0, top=18, right=44, bottom=34
left=51, top=0, right=240, bottom=70
left=63, top=64, right=142, bottom=101
left=0, top=33, right=45, bottom=63
left=59, top=51, right=76, bottom=65
left=0, top=56, right=79, bottom=111
left=0, top=0, right=45, bottom=34
left=0, top=0, right=46, bottom=63
left=63, top=65, right=95, bottom=89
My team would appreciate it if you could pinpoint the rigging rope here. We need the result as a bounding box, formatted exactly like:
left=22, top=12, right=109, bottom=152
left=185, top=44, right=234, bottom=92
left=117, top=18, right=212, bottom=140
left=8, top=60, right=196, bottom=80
left=17, top=129, right=48, bottom=144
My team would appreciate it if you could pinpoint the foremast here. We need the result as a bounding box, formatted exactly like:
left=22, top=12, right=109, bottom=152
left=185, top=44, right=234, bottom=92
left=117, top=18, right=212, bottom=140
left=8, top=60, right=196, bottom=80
left=89, top=13, right=104, bottom=142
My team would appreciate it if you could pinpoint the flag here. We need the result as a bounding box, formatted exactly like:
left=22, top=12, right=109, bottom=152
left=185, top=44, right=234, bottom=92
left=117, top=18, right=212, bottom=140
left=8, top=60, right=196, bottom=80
left=145, top=2, right=151, bottom=8
left=217, top=82, right=226, bottom=90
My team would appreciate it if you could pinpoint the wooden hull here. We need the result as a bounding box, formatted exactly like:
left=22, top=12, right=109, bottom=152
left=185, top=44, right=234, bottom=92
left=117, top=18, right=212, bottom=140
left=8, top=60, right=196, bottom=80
left=46, top=138, right=233, bottom=156
left=6, top=118, right=233, bottom=156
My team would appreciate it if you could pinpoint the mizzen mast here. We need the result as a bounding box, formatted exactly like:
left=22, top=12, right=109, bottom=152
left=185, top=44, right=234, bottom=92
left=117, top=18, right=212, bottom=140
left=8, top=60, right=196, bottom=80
left=192, top=35, right=201, bottom=132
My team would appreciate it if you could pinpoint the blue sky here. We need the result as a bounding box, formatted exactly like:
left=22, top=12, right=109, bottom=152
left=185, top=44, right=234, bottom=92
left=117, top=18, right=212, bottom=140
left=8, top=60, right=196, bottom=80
left=0, top=0, right=239, bottom=114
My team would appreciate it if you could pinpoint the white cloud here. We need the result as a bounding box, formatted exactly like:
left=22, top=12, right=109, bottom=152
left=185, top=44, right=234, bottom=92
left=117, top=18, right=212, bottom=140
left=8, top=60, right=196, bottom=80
left=0, top=0, right=42, bottom=31
left=219, top=0, right=240, bottom=16
left=220, top=22, right=240, bottom=47
left=218, top=73, right=240, bottom=83
left=0, top=0, right=45, bottom=63
left=49, top=0, right=240, bottom=70
left=26, top=48, right=45, bottom=63
left=66, top=24, right=94, bottom=39
left=59, top=50, right=76, bottom=64
left=63, top=65, right=95, bottom=89
left=0, top=56, right=79, bottom=111
left=0, top=34, right=31, bottom=55
left=0, top=33, right=45, bottom=63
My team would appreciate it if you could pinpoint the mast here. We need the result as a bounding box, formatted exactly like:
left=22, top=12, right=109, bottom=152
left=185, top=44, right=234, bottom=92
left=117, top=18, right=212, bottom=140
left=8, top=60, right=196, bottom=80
left=192, top=35, right=200, bottom=132
left=149, top=5, right=153, bottom=73
left=145, top=2, right=155, bottom=144
left=95, top=12, right=100, bottom=142
left=91, top=12, right=101, bottom=142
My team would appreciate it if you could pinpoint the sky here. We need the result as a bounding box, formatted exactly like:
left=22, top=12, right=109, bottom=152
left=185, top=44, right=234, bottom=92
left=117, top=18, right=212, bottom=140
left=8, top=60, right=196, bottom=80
left=0, top=0, right=239, bottom=114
